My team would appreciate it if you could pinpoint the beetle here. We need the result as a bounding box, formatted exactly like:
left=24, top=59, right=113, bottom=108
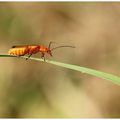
left=8, top=42, right=75, bottom=61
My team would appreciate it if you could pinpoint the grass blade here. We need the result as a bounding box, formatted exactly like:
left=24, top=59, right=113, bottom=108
left=1, top=54, right=120, bottom=86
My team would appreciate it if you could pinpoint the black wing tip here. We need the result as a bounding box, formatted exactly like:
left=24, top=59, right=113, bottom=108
left=12, top=46, right=16, bottom=48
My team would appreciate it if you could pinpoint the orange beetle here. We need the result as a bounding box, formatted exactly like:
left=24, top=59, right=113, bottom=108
left=8, top=42, right=75, bottom=61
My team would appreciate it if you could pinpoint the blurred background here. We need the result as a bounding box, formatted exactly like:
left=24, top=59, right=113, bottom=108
left=0, top=2, right=120, bottom=118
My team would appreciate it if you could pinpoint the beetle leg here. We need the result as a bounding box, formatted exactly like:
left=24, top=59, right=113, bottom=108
left=43, top=56, right=45, bottom=61
left=26, top=54, right=32, bottom=60
left=41, top=53, right=45, bottom=62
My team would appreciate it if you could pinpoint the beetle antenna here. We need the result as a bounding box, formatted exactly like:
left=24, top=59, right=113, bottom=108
left=51, top=45, right=75, bottom=51
left=48, top=42, right=52, bottom=49
left=48, top=41, right=56, bottom=50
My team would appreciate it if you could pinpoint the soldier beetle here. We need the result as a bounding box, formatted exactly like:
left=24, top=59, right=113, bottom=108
left=8, top=42, right=75, bottom=61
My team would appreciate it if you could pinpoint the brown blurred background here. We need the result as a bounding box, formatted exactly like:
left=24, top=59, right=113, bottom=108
left=0, top=2, right=120, bottom=118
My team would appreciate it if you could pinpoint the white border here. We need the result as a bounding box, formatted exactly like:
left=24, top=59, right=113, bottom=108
left=0, top=0, right=120, bottom=2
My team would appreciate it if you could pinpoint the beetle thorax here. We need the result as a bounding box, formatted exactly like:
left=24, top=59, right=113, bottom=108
left=39, top=46, right=47, bottom=52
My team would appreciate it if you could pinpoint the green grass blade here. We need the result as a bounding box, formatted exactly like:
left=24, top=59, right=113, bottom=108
left=0, top=55, right=17, bottom=57
left=1, top=54, right=120, bottom=86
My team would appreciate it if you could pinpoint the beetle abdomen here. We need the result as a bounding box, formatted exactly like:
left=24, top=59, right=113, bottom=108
left=8, top=47, right=28, bottom=56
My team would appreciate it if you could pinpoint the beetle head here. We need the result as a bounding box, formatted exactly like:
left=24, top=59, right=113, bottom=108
left=47, top=49, right=52, bottom=56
